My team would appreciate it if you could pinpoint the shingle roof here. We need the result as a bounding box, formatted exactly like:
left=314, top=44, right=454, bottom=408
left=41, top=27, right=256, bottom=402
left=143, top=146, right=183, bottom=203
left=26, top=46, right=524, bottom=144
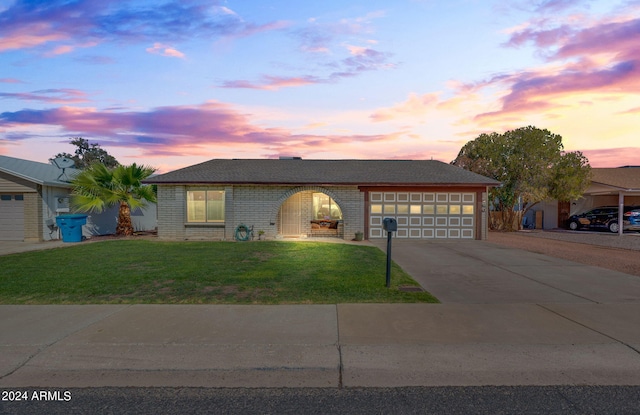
left=145, top=159, right=500, bottom=186
left=0, top=155, right=79, bottom=187
left=591, top=167, right=640, bottom=190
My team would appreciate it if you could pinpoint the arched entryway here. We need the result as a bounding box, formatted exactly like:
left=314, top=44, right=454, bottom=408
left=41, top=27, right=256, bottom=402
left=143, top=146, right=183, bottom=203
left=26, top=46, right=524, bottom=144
left=272, top=187, right=345, bottom=238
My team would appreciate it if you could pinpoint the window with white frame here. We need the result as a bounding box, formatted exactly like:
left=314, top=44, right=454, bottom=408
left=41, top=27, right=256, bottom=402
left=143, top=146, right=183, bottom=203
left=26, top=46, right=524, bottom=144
left=187, top=190, right=225, bottom=223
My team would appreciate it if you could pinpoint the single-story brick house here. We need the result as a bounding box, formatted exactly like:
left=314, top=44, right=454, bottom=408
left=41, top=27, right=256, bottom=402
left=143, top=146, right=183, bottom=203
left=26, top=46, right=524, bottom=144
left=0, top=155, right=156, bottom=241
left=144, top=158, right=499, bottom=241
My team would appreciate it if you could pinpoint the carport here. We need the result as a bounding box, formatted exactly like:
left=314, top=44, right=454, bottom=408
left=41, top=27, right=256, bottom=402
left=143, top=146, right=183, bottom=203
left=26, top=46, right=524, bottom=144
left=583, top=168, right=640, bottom=236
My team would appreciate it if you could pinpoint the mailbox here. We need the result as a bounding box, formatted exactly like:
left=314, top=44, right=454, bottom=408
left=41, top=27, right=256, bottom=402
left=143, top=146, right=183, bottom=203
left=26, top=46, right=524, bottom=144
left=383, top=217, right=397, bottom=232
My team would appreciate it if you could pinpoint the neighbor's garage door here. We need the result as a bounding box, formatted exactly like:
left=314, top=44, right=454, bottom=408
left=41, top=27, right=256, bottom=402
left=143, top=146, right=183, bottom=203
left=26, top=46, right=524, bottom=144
left=0, top=194, right=25, bottom=241
left=369, top=192, right=475, bottom=239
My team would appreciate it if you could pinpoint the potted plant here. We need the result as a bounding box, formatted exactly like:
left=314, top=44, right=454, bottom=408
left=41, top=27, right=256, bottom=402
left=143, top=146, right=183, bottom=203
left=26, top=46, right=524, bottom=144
left=354, top=231, right=364, bottom=241
left=258, top=230, right=265, bottom=240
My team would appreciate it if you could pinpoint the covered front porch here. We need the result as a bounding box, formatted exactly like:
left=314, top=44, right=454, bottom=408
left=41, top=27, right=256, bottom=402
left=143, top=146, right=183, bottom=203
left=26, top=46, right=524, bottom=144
left=277, top=190, right=345, bottom=239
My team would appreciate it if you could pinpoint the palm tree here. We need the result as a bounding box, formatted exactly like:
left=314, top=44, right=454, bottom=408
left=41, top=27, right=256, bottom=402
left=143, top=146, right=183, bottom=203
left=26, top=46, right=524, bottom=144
left=71, top=163, right=157, bottom=236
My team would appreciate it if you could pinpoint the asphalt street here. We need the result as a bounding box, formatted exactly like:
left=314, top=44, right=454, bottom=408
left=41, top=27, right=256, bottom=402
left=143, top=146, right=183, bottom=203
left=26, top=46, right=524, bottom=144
left=2, top=386, right=640, bottom=415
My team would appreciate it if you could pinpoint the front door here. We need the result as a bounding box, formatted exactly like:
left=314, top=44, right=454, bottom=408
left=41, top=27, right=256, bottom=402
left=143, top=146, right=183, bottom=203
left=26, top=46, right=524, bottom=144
left=557, top=201, right=570, bottom=228
left=281, top=193, right=301, bottom=236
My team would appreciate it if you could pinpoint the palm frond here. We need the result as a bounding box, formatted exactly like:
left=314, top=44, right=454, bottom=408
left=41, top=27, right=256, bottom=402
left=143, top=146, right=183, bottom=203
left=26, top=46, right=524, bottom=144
left=70, top=162, right=157, bottom=218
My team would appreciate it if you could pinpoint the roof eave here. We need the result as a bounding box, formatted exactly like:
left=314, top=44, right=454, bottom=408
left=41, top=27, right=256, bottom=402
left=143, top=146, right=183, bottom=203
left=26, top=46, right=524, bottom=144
left=590, top=181, right=640, bottom=192
left=42, top=181, right=74, bottom=188
left=145, top=180, right=499, bottom=186
left=0, top=168, right=43, bottom=185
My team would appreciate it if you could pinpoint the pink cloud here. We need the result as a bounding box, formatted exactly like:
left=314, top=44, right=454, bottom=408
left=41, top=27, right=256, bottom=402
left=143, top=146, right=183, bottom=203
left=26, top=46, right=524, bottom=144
left=0, top=1, right=286, bottom=55
left=221, top=48, right=394, bottom=90
left=216, top=11, right=393, bottom=90
left=0, top=102, right=403, bottom=158
left=0, top=22, right=69, bottom=51
left=294, top=12, right=383, bottom=54
left=475, top=15, right=640, bottom=123
left=0, top=89, right=89, bottom=104
left=370, top=93, right=440, bottom=122
left=0, top=78, right=24, bottom=84
left=347, top=45, right=368, bottom=55
left=579, top=147, right=640, bottom=168
left=146, top=43, right=185, bottom=58
left=221, top=75, right=320, bottom=90
left=507, top=17, right=640, bottom=62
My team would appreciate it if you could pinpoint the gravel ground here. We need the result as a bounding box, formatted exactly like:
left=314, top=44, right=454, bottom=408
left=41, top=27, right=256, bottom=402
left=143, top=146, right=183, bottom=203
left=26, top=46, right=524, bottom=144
left=488, top=230, right=640, bottom=277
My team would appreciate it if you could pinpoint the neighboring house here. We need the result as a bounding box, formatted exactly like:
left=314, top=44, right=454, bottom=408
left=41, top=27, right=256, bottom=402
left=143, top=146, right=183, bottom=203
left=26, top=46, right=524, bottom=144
left=0, top=155, right=156, bottom=241
left=144, top=158, right=500, bottom=241
left=531, top=166, right=640, bottom=231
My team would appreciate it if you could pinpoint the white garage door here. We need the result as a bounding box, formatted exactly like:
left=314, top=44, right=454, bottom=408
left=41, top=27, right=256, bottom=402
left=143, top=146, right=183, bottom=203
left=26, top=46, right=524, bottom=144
left=369, top=192, right=476, bottom=239
left=0, top=194, right=25, bottom=241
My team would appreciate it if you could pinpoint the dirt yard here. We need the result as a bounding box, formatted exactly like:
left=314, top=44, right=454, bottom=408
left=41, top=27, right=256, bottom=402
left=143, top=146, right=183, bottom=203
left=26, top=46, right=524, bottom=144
left=488, top=230, right=640, bottom=278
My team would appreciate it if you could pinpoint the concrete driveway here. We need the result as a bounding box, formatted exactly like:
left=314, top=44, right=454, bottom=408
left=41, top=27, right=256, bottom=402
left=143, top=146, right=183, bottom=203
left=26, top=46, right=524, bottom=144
left=371, top=239, right=640, bottom=304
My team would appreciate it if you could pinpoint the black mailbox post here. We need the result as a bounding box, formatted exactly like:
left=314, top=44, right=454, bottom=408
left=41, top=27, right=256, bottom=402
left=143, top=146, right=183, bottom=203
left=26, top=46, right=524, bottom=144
left=382, top=217, right=397, bottom=232
left=382, top=218, right=397, bottom=288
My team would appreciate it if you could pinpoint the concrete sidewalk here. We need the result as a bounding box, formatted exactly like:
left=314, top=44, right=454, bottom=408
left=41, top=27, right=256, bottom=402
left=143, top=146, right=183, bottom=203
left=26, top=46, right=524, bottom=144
left=0, top=240, right=67, bottom=256
left=2, top=303, right=640, bottom=388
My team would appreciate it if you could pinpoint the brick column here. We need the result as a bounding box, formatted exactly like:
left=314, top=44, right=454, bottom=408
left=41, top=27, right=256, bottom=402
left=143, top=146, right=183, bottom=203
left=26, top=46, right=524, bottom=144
left=23, top=190, right=43, bottom=242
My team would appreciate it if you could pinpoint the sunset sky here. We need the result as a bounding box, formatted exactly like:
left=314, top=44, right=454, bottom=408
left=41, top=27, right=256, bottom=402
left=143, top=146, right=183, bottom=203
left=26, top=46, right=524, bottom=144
left=1, top=0, right=638, bottom=173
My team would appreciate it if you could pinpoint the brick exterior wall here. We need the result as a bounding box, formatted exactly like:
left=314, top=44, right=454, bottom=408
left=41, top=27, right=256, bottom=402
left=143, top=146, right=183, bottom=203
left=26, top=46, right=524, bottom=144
left=156, top=184, right=364, bottom=241
left=23, top=190, right=43, bottom=242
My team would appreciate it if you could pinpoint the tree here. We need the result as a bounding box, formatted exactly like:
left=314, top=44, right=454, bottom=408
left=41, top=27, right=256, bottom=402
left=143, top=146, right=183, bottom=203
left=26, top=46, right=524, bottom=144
left=51, top=137, right=119, bottom=169
left=452, top=126, right=591, bottom=231
left=71, top=163, right=156, bottom=236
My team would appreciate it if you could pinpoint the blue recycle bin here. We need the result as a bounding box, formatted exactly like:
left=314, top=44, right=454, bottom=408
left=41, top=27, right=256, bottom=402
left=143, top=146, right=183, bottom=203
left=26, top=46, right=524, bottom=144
left=56, top=214, right=88, bottom=243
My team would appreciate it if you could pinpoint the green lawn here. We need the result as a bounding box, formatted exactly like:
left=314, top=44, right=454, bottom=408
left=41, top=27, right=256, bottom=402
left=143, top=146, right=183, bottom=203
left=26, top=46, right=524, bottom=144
left=0, top=240, right=438, bottom=304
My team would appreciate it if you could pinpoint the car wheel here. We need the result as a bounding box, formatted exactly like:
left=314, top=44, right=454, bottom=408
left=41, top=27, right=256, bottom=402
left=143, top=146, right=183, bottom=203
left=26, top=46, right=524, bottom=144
left=568, top=221, right=579, bottom=230
left=608, top=222, right=619, bottom=233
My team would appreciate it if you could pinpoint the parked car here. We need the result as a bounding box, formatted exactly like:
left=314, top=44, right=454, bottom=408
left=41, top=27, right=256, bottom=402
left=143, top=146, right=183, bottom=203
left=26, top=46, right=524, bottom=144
left=624, top=207, right=640, bottom=231
left=567, top=206, right=640, bottom=233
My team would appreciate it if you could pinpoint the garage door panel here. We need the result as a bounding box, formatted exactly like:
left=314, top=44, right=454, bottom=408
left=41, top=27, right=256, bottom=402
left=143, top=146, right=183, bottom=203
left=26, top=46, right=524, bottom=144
left=423, top=193, right=435, bottom=202
left=409, top=229, right=421, bottom=238
left=369, top=191, right=476, bottom=240
left=0, top=195, right=24, bottom=241
left=422, top=217, right=434, bottom=226
left=370, top=228, right=383, bottom=238
left=422, top=229, right=434, bottom=238
left=461, top=229, right=474, bottom=238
